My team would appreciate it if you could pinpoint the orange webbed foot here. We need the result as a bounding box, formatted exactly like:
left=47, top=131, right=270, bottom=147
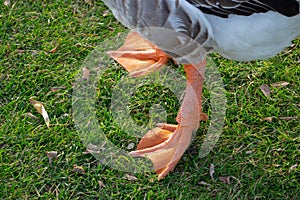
left=108, top=31, right=169, bottom=77
left=129, top=123, right=195, bottom=180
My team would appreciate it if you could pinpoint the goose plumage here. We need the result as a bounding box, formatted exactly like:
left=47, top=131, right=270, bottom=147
left=102, top=0, right=300, bottom=180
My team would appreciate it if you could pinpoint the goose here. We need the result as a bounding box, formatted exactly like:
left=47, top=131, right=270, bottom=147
left=102, top=0, right=300, bottom=180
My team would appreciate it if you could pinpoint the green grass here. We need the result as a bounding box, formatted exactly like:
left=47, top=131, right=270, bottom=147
left=0, top=1, right=299, bottom=199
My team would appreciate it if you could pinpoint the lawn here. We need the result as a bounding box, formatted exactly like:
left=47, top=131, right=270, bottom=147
left=0, top=1, right=299, bottom=199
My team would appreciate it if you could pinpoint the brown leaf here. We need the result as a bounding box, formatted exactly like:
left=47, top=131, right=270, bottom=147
left=30, top=97, right=50, bottom=128
left=199, top=181, right=210, bottom=186
left=51, top=86, right=66, bottom=92
left=103, top=10, right=110, bottom=16
left=82, top=67, right=90, bottom=81
left=124, top=174, right=138, bottom=181
left=4, top=0, right=10, bottom=6
left=21, top=112, right=39, bottom=120
left=289, top=164, right=298, bottom=173
left=98, top=180, right=106, bottom=188
left=85, top=0, right=93, bottom=6
left=262, top=116, right=275, bottom=122
left=245, top=150, right=253, bottom=154
left=17, top=49, right=26, bottom=54
left=0, top=143, right=8, bottom=149
left=61, top=113, right=69, bottom=118
left=260, top=84, right=271, bottom=97
left=219, top=176, right=231, bottom=184
left=126, top=142, right=135, bottom=150
left=50, top=45, right=59, bottom=53
left=209, top=164, right=215, bottom=179
left=73, top=165, right=86, bottom=174
left=47, top=151, right=58, bottom=159
left=271, top=81, right=289, bottom=87
left=279, top=116, right=297, bottom=121
left=47, top=151, right=58, bottom=165
left=31, top=50, right=39, bottom=56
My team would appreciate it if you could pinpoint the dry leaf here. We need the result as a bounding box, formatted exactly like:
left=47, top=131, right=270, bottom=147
left=83, top=143, right=101, bottom=155
left=260, top=84, right=271, bottom=97
left=47, top=151, right=58, bottom=158
left=82, top=67, right=90, bottom=81
left=279, top=116, right=297, bottom=121
left=127, top=142, right=135, bottom=150
left=271, top=81, right=289, bottom=87
left=209, top=164, right=215, bottom=179
left=31, top=50, right=39, bottom=56
left=73, top=165, right=86, bottom=174
left=219, top=176, right=231, bottom=184
left=262, top=116, right=275, bottom=122
left=98, top=180, right=106, bottom=188
left=289, top=164, right=298, bottom=173
left=17, top=49, right=26, bottom=54
left=124, top=174, right=138, bottom=181
left=0, top=143, right=8, bottom=149
left=103, top=10, right=110, bottom=16
left=4, top=0, right=10, bottom=6
left=22, top=112, right=39, bottom=120
left=85, top=0, right=93, bottom=6
left=245, top=150, right=253, bottom=154
left=199, top=181, right=210, bottom=186
left=51, top=86, right=66, bottom=92
left=30, top=97, right=50, bottom=128
left=47, top=151, right=58, bottom=165
left=50, top=45, right=59, bottom=53
left=61, top=113, right=69, bottom=118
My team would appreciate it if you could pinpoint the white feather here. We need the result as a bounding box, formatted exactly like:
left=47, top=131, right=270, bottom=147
left=204, top=11, right=300, bottom=61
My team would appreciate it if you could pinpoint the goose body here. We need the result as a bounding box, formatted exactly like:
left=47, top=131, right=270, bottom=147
left=103, top=0, right=300, bottom=61
left=103, top=0, right=300, bottom=180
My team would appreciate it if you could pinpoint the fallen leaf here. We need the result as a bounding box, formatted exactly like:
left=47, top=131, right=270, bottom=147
left=73, top=6, right=77, bottom=14
left=61, top=113, right=69, bottom=118
left=245, top=150, right=253, bottom=154
left=271, top=81, right=289, bottom=87
left=103, top=10, right=110, bottom=16
left=4, top=0, right=10, bottom=6
left=47, top=151, right=58, bottom=165
left=21, top=112, right=39, bottom=120
left=279, top=116, right=297, bottom=121
left=82, top=67, right=90, bottom=81
left=219, top=176, right=231, bottom=184
left=127, top=142, right=135, bottom=150
left=260, top=84, right=271, bottom=97
left=108, top=26, right=115, bottom=31
left=124, top=174, right=138, bottom=181
left=30, top=97, right=50, bottom=128
left=0, top=143, right=8, bottom=149
left=289, top=164, right=298, bottom=173
left=209, top=164, right=215, bottom=179
left=31, top=50, right=39, bottom=56
left=81, top=33, right=98, bottom=37
left=98, top=180, right=106, bottom=188
left=73, top=165, right=86, bottom=174
left=262, top=116, right=275, bottom=122
left=50, top=45, right=59, bottom=53
left=51, top=86, right=66, bottom=92
left=199, top=181, right=210, bottom=186
left=17, top=49, right=26, bottom=54
left=85, top=0, right=93, bottom=6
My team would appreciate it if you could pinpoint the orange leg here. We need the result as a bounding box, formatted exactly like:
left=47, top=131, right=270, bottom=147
left=129, top=63, right=207, bottom=180
left=108, top=31, right=207, bottom=180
